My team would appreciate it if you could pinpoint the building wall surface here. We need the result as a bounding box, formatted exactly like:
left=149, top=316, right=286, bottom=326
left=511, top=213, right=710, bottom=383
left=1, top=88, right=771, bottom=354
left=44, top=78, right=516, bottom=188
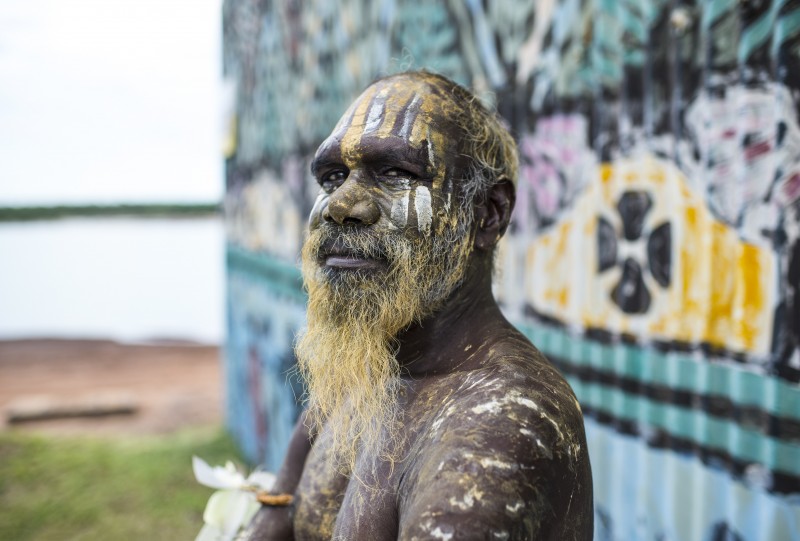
left=222, top=1, right=800, bottom=539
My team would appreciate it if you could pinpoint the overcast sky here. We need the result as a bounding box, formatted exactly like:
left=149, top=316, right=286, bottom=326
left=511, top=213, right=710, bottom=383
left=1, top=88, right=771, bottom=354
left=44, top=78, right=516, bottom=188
left=0, top=0, right=223, bottom=205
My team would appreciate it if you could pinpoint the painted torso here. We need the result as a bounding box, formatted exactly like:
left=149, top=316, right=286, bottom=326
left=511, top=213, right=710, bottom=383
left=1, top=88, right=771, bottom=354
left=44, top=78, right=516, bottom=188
left=292, top=329, right=593, bottom=541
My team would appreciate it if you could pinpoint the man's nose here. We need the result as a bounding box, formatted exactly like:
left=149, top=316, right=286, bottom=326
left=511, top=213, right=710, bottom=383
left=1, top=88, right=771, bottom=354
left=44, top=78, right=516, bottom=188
left=322, top=177, right=380, bottom=226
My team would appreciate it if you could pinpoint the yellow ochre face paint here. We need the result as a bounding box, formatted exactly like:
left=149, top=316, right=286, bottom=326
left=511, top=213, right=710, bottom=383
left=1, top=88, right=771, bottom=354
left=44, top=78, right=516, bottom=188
left=310, top=73, right=465, bottom=235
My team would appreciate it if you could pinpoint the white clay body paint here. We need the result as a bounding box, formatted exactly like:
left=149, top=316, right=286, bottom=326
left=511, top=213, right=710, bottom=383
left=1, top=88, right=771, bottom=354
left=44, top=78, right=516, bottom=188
left=426, top=126, right=436, bottom=167
left=399, top=94, right=421, bottom=138
left=415, top=186, right=433, bottom=233
left=430, top=527, right=454, bottom=541
left=448, top=485, right=484, bottom=510
left=391, top=192, right=410, bottom=227
left=363, top=92, right=386, bottom=134
left=310, top=193, right=326, bottom=223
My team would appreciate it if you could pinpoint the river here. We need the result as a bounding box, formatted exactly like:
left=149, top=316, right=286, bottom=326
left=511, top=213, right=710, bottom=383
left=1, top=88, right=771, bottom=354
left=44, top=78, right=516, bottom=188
left=0, top=217, right=224, bottom=343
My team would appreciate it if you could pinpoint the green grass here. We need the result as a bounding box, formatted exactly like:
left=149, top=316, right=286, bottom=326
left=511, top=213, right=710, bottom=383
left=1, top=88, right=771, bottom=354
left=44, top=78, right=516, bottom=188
left=0, top=427, right=245, bottom=541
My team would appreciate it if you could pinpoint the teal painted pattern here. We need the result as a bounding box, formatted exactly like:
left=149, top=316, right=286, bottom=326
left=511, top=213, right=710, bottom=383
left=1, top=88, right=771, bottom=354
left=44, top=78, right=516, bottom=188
left=518, top=322, right=800, bottom=422
left=586, top=417, right=800, bottom=540
left=225, top=247, right=306, bottom=469
left=226, top=244, right=305, bottom=303
left=570, top=379, right=800, bottom=476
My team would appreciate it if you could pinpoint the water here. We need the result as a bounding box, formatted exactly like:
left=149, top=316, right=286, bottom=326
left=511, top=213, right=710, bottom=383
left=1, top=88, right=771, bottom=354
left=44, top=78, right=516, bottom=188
left=0, top=217, right=224, bottom=343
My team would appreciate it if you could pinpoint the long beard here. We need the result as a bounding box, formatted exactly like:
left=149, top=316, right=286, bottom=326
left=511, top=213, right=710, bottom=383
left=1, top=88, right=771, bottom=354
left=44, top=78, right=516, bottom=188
left=296, top=220, right=471, bottom=471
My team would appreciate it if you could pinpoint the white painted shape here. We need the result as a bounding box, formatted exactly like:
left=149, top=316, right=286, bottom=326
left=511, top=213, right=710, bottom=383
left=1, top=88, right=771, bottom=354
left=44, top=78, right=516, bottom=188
left=448, top=485, right=483, bottom=510
left=310, top=193, right=326, bottom=220
left=471, top=399, right=502, bottom=415
left=415, top=186, right=433, bottom=234
left=426, top=126, right=436, bottom=167
left=391, top=193, right=410, bottom=227
left=364, top=96, right=385, bottom=134
left=508, top=394, right=540, bottom=411
left=400, top=94, right=421, bottom=138
left=479, top=457, right=515, bottom=470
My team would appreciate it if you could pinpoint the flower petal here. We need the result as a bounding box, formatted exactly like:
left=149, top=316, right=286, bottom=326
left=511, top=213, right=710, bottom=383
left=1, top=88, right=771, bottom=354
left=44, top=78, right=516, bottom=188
left=193, top=456, right=245, bottom=489
left=203, top=490, right=258, bottom=537
left=246, top=470, right=276, bottom=492
left=195, top=523, right=225, bottom=541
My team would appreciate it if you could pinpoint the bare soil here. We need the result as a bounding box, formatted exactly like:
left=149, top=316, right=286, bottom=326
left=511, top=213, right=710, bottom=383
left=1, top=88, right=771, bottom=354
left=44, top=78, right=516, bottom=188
left=0, top=339, right=223, bottom=436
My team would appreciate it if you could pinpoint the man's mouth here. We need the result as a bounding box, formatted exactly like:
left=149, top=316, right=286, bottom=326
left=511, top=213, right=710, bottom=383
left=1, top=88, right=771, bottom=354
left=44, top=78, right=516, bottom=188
left=318, top=236, right=388, bottom=272
left=323, top=254, right=386, bottom=271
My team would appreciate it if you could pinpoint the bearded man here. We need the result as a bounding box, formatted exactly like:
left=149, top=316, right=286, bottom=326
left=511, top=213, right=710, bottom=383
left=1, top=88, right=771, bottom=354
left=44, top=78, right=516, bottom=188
left=245, top=71, right=593, bottom=540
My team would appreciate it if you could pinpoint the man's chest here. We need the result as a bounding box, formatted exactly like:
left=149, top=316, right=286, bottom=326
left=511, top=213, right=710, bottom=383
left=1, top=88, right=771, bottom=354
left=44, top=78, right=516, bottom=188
left=292, top=377, right=461, bottom=540
left=293, top=436, right=404, bottom=541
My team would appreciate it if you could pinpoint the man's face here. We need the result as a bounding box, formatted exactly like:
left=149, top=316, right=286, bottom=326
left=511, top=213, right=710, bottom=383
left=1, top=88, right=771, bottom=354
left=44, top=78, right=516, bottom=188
left=303, top=73, right=477, bottom=318
left=309, top=73, right=468, bottom=243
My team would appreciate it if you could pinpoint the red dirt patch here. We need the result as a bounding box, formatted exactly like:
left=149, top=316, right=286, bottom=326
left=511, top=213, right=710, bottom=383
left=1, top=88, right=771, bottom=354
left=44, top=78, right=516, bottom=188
left=0, top=339, right=223, bottom=436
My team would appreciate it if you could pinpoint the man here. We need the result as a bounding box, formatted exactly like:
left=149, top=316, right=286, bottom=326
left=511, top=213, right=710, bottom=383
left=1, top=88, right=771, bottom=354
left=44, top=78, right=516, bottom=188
left=245, top=71, right=593, bottom=540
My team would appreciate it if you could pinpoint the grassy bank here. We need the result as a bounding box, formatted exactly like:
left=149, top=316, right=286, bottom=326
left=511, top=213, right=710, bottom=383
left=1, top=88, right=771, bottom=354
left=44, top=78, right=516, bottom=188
left=0, top=203, right=220, bottom=222
left=0, top=427, right=243, bottom=540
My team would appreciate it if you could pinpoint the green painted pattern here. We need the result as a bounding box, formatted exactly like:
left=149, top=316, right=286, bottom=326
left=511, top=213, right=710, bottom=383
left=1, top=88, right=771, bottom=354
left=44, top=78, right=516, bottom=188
left=226, top=244, right=306, bottom=302
left=516, top=322, right=800, bottom=422
left=738, top=4, right=779, bottom=63
left=567, top=377, right=800, bottom=477
left=774, top=8, right=800, bottom=56
left=702, top=0, right=738, bottom=30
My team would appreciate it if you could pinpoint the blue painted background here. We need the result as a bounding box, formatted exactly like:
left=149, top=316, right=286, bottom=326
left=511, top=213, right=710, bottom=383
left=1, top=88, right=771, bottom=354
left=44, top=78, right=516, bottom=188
left=222, top=1, right=800, bottom=538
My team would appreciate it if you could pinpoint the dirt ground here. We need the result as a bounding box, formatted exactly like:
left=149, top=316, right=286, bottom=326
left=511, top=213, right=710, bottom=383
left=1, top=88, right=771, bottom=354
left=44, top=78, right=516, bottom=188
left=0, top=339, right=223, bottom=436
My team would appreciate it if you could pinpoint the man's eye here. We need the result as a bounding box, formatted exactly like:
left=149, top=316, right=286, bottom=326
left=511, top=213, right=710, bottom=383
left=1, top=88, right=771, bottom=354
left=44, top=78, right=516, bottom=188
left=382, top=168, right=416, bottom=180
left=321, top=170, right=347, bottom=191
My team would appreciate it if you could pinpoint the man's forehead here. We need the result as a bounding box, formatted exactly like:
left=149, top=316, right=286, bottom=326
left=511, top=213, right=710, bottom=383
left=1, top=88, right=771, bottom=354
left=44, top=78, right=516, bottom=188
left=316, top=75, right=461, bottom=175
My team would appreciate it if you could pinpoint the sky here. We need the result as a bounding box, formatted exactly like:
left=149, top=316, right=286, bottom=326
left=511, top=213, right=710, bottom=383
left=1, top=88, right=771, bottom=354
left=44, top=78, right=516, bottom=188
left=0, top=0, right=224, bottom=205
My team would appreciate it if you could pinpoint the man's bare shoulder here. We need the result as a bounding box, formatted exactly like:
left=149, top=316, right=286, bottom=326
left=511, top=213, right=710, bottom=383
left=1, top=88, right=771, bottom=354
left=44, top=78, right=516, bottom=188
left=397, top=333, right=593, bottom=540
left=415, top=333, right=585, bottom=467
left=426, top=328, right=583, bottom=440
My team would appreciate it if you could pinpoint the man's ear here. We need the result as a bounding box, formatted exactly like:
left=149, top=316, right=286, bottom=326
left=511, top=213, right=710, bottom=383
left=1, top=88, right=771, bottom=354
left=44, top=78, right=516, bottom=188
left=473, top=178, right=516, bottom=252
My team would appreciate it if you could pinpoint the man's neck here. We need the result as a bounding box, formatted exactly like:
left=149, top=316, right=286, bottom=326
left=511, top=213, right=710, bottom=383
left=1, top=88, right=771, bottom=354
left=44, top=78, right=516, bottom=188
left=395, top=256, right=508, bottom=378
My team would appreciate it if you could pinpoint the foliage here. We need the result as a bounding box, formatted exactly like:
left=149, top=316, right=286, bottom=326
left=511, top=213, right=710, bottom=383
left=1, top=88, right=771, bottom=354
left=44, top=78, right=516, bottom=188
left=0, top=203, right=220, bottom=222
left=0, top=427, right=243, bottom=541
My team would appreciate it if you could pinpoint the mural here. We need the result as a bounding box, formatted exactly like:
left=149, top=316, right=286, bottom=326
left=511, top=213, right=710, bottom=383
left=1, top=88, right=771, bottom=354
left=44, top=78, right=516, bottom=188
left=225, top=247, right=306, bottom=470
left=223, top=0, right=800, bottom=537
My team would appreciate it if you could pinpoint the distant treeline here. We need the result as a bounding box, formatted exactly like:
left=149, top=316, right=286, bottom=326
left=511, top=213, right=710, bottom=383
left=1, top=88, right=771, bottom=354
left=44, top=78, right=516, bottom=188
left=0, top=203, right=221, bottom=222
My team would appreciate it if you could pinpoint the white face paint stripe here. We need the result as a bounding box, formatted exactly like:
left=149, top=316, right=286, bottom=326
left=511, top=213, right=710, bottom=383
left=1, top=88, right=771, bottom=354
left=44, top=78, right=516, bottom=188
left=400, top=95, right=421, bottom=138
left=364, top=95, right=385, bottom=134
left=310, top=192, right=326, bottom=224
left=311, top=192, right=325, bottom=211
left=391, top=192, right=410, bottom=227
left=414, top=186, right=432, bottom=234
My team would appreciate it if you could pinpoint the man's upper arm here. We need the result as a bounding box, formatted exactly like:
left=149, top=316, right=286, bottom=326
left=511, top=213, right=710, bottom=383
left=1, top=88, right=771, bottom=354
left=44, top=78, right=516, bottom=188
left=397, top=382, right=592, bottom=540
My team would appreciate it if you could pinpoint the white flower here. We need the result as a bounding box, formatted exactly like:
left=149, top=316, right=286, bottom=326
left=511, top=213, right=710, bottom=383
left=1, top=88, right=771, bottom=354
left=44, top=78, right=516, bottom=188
left=192, top=456, right=277, bottom=541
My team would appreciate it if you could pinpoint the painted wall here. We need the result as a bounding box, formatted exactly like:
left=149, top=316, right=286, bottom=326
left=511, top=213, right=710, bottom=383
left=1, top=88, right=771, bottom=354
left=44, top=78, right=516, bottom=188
left=222, top=1, right=800, bottom=537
